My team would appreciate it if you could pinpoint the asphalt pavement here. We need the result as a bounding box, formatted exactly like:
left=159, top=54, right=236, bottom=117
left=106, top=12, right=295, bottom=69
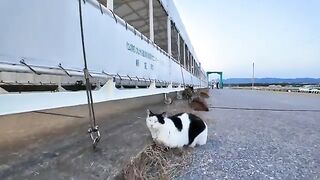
left=1, top=89, right=319, bottom=179
left=178, top=89, right=320, bottom=179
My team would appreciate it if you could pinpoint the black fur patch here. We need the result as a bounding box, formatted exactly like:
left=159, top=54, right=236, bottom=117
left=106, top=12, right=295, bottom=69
left=168, top=113, right=183, bottom=131
left=155, top=114, right=165, bottom=124
left=188, top=113, right=206, bottom=145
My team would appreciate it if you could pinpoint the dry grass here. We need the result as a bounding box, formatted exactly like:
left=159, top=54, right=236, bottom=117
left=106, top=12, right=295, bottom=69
left=121, top=143, right=193, bottom=180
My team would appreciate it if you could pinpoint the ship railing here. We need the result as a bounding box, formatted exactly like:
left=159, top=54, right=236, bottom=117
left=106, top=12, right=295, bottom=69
left=0, top=1, right=208, bottom=92
left=0, top=61, right=193, bottom=93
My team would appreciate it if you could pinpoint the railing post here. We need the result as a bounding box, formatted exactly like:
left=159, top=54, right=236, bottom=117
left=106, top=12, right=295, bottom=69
left=183, top=42, right=186, bottom=68
left=149, top=0, right=154, bottom=42
left=107, top=0, right=113, bottom=11
left=177, top=33, right=180, bottom=64
left=167, top=17, right=172, bottom=56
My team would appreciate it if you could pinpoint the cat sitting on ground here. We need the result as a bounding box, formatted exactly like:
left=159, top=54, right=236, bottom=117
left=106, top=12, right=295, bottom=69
left=199, top=91, right=210, bottom=98
left=181, top=86, right=210, bottom=111
left=182, top=86, right=194, bottom=102
left=146, top=110, right=208, bottom=148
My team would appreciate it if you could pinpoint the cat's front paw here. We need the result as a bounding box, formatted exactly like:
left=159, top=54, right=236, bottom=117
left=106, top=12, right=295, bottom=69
left=152, top=136, right=158, bottom=142
left=154, top=137, right=166, bottom=146
left=155, top=137, right=162, bottom=143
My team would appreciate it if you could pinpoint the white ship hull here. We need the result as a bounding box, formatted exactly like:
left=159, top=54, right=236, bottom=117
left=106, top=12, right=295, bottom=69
left=0, top=0, right=208, bottom=116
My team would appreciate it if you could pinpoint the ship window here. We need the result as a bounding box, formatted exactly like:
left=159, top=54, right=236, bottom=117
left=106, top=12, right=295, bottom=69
left=114, top=0, right=150, bottom=38
left=188, top=51, right=191, bottom=72
left=191, top=57, right=193, bottom=73
left=190, top=55, right=193, bottom=74
left=185, top=45, right=189, bottom=70
left=179, top=37, right=184, bottom=66
left=171, top=21, right=179, bottom=61
left=153, top=0, right=168, bottom=53
left=195, top=64, right=198, bottom=76
left=189, top=53, right=192, bottom=72
left=144, top=62, right=147, bottom=69
left=150, top=64, right=154, bottom=70
left=196, top=63, right=200, bottom=77
left=194, top=64, right=196, bottom=73
left=194, top=59, right=196, bottom=74
left=136, top=59, right=140, bottom=67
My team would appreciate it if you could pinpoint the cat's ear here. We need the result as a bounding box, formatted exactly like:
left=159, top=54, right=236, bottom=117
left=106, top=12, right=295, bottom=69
left=146, top=109, right=154, bottom=116
left=161, top=112, right=167, bottom=118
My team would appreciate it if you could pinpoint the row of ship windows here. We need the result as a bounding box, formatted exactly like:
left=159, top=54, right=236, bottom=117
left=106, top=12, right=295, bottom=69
left=97, top=0, right=206, bottom=79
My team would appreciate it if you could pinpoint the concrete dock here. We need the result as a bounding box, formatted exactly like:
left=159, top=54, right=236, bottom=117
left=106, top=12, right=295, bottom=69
left=180, top=89, right=320, bottom=179
left=0, top=93, right=193, bottom=179
left=0, top=89, right=320, bottom=179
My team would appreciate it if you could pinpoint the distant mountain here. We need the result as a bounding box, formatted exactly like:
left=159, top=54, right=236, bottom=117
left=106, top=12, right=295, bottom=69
left=224, top=78, right=320, bottom=84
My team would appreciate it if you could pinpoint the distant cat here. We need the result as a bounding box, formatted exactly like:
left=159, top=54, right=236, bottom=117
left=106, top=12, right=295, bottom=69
left=146, top=110, right=208, bottom=148
left=199, top=91, right=210, bottom=98
left=182, top=86, right=194, bottom=101
left=190, top=96, right=209, bottom=111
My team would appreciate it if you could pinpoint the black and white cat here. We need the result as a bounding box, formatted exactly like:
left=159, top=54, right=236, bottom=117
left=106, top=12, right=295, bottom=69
left=146, top=109, right=208, bottom=148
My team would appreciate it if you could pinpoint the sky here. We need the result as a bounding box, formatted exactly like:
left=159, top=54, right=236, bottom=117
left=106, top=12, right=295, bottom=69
left=173, top=0, right=320, bottom=79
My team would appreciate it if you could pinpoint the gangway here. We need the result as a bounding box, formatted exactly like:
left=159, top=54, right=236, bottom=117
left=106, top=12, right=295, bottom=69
left=207, top=71, right=223, bottom=89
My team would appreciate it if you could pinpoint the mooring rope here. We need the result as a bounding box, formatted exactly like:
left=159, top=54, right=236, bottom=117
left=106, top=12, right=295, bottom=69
left=78, top=0, right=100, bottom=149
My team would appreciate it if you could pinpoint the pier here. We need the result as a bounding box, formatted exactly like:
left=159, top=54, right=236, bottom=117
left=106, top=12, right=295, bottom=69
left=0, top=89, right=319, bottom=179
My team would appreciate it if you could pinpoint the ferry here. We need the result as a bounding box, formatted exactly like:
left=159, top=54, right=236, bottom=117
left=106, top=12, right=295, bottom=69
left=0, top=0, right=208, bottom=116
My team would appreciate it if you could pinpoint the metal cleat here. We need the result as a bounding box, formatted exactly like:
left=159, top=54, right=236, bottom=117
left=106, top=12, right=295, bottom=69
left=88, top=125, right=101, bottom=149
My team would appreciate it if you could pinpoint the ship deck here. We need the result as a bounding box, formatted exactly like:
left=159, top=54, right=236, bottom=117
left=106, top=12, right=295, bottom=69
left=1, top=89, right=320, bottom=179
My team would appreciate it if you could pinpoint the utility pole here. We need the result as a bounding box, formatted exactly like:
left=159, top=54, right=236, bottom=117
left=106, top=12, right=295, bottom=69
left=252, top=61, right=255, bottom=90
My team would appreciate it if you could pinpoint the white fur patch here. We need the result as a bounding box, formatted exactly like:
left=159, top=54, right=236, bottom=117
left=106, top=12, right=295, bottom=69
left=146, top=113, right=207, bottom=148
